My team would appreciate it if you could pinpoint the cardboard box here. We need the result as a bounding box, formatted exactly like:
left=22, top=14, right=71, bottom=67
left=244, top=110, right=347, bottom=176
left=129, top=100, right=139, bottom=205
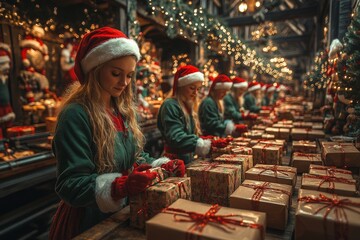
left=291, top=128, right=325, bottom=140
left=213, top=154, right=253, bottom=181
left=292, top=140, right=317, bottom=153
left=308, top=164, right=353, bottom=180
left=265, top=127, right=290, bottom=140
left=230, top=180, right=291, bottom=230
left=245, top=164, right=297, bottom=188
left=291, top=152, right=322, bottom=173
left=186, top=161, right=242, bottom=206
left=295, top=189, right=360, bottom=240
left=130, top=177, right=190, bottom=229
left=252, top=144, right=282, bottom=165
left=321, top=142, right=360, bottom=167
left=301, top=173, right=357, bottom=197
left=147, top=199, right=266, bottom=240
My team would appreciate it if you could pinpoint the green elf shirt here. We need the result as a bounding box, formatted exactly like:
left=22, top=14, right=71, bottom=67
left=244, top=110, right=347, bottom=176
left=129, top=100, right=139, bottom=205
left=244, top=92, right=261, bottom=113
left=223, top=93, right=243, bottom=123
left=53, top=103, right=166, bottom=233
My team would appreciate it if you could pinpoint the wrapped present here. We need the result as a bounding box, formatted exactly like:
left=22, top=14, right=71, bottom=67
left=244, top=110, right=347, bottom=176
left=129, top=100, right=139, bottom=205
left=231, top=141, right=250, bottom=147
left=265, top=127, right=290, bottom=140
left=321, top=142, right=360, bottom=168
left=149, top=167, right=166, bottom=186
left=291, top=128, right=325, bottom=140
left=272, top=123, right=293, bottom=129
left=309, top=164, right=353, bottom=180
left=301, top=173, right=357, bottom=197
left=243, top=130, right=264, bottom=139
left=249, top=139, right=286, bottom=151
left=130, top=177, right=191, bottom=229
left=245, top=164, right=297, bottom=188
left=213, top=154, right=253, bottom=181
left=259, top=110, right=271, bottom=117
left=230, top=180, right=291, bottom=230
left=252, top=144, right=282, bottom=165
left=293, top=122, right=313, bottom=128
left=146, top=198, right=266, bottom=240
left=276, top=120, right=293, bottom=125
left=295, top=189, right=360, bottom=240
left=231, top=146, right=253, bottom=155
left=45, top=117, right=57, bottom=133
left=312, top=122, right=323, bottom=130
left=233, top=137, right=251, bottom=143
left=292, top=140, right=317, bottom=153
left=252, top=125, right=267, bottom=131
left=261, top=134, right=275, bottom=140
left=0, top=150, right=35, bottom=161
left=277, top=110, right=295, bottom=120
left=291, top=152, right=322, bottom=173
left=6, top=126, right=35, bottom=138
left=186, top=161, right=242, bottom=206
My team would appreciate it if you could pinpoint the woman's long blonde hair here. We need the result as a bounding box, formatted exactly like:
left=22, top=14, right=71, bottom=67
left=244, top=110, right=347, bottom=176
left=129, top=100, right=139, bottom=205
left=171, top=88, right=202, bottom=136
left=59, top=62, right=144, bottom=173
left=209, top=90, right=224, bottom=114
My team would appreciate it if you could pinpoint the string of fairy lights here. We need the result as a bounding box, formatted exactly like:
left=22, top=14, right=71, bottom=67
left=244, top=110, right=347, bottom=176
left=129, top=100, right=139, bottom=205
left=0, top=0, right=293, bottom=81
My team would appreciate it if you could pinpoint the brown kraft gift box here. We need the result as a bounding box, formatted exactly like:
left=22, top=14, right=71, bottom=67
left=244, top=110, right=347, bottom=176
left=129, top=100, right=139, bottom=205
left=245, top=164, right=297, bottom=189
left=308, top=164, right=353, bottom=179
left=230, top=180, right=292, bottom=230
left=265, top=127, right=290, bottom=140
left=244, top=130, right=264, bottom=139
left=301, top=173, right=357, bottom=197
left=321, top=142, right=360, bottom=167
left=252, top=144, right=282, bottom=165
left=186, top=161, right=241, bottom=206
left=291, top=128, right=325, bottom=140
left=291, top=152, right=322, bottom=173
left=295, top=189, right=360, bottom=240
left=213, top=154, right=253, bottom=181
left=130, top=177, right=191, bottom=229
left=292, top=140, right=317, bottom=153
left=146, top=198, right=266, bottom=240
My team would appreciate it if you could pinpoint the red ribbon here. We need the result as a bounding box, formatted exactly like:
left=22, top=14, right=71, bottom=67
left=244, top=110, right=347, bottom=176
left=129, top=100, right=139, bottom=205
left=309, top=165, right=352, bottom=176
left=255, top=165, right=296, bottom=179
left=294, top=153, right=320, bottom=161
left=298, top=193, right=360, bottom=240
left=192, top=161, right=240, bottom=205
left=242, top=182, right=291, bottom=210
left=304, top=174, right=355, bottom=193
left=164, top=178, right=190, bottom=199
left=162, top=204, right=264, bottom=240
left=260, top=143, right=277, bottom=164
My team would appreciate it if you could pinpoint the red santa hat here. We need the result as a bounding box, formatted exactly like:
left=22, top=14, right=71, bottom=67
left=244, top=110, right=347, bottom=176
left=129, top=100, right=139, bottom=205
left=173, top=65, right=204, bottom=95
left=260, top=82, right=267, bottom=91
left=0, top=43, right=11, bottom=64
left=248, top=81, right=261, bottom=92
left=277, top=84, right=287, bottom=92
left=209, top=74, right=232, bottom=93
left=266, top=83, right=276, bottom=93
left=74, top=27, right=141, bottom=84
left=232, top=77, right=248, bottom=88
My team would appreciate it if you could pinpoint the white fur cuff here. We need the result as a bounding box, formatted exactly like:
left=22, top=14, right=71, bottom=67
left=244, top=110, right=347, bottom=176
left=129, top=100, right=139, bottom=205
left=225, top=121, right=235, bottom=135
left=95, top=173, right=125, bottom=213
left=151, top=157, right=170, bottom=167
left=195, top=138, right=211, bottom=157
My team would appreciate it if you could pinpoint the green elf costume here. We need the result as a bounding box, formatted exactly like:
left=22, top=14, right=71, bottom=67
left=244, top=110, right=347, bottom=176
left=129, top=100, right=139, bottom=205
left=0, top=43, right=16, bottom=128
left=262, top=84, right=276, bottom=106
left=199, top=74, right=234, bottom=137
left=223, top=77, right=248, bottom=123
left=244, top=81, right=262, bottom=113
left=49, top=27, right=183, bottom=240
left=157, top=65, right=211, bottom=164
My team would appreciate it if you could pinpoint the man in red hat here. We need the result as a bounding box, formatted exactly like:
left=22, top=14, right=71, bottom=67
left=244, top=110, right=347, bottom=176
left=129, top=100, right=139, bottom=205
left=199, top=74, right=235, bottom=136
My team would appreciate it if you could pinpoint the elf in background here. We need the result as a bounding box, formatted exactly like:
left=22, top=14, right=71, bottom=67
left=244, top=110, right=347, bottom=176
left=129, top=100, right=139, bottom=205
left=244, top=81, right=262, bottom=113
left=199, top=74, right=235, bottom=137
left=262, top=83, right=276, bottom=106
left=157, top=65, right=211, bottom=164
left=223, top=77, right=257, bottom=123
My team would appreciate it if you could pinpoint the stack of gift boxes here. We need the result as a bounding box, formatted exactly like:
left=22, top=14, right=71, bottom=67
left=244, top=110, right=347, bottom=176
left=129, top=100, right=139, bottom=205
left=128, top=102, right=360, bottom=240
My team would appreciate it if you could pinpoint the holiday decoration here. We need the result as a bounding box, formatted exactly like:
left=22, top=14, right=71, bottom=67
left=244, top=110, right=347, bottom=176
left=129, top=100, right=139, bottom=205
left=19, top=25, right=50, bottom=103
left=60, top=32, right=79, bottom=91
left=0, top=43, right=16, bottom=129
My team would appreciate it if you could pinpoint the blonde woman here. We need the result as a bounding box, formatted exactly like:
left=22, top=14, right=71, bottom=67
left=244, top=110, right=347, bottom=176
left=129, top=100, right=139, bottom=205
left=49, top=27, right=182, bottom=239
left=199, top=74, right=235, bottom=137
left=157, top=65, right=211, bottom=164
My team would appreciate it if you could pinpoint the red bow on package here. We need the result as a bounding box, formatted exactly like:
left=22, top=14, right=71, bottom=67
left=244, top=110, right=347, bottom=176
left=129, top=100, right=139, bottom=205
left=211, top=138, right=229, bottom=149
left=235, top=124, right=248, bottom=133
